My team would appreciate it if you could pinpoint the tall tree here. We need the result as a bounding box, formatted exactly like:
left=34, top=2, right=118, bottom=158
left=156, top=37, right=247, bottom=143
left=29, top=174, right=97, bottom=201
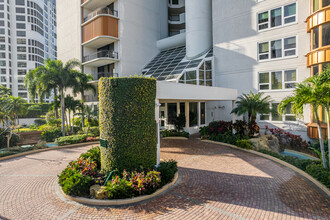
left=279, top=70, right=329, bottom=168
left=0, top=85, right=12, bottom=97
left=231, top=92, right=273, bottom=136
left=72, top=71, right=96, bottom=127
left=25, top=59, right=81, bottom=136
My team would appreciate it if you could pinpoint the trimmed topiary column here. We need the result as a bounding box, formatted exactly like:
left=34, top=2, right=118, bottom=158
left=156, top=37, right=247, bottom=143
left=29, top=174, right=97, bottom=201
left=98, top=77, right=157, bottom=172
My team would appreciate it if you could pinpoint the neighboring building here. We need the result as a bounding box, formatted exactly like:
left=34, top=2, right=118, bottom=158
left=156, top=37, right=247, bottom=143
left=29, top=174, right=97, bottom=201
left=57, top=0, right=329, bottom=139
left=0, top=0, right=57, bottom=102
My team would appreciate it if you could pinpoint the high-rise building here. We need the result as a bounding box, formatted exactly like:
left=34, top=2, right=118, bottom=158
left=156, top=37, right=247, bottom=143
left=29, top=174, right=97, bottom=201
left=57, top=0, right=329, bottom=140
left=0, top=0, right=57, bottom=102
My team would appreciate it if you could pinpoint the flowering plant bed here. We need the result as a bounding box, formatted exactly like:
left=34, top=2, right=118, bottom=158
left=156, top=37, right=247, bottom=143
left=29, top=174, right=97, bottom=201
left=58, top=146, right=178, bottom=201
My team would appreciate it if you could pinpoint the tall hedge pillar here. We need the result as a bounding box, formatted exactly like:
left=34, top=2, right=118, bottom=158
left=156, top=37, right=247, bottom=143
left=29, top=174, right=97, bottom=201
left=99, top=77, right=157, bottom=172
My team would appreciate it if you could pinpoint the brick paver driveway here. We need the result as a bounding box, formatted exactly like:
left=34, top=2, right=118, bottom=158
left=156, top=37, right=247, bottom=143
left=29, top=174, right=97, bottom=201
left=0, top=138, right=329, bottom=220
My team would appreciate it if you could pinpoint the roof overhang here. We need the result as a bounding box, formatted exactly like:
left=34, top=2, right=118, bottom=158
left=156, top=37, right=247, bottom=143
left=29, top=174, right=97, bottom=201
left=156, top=81, right=237, bottom=101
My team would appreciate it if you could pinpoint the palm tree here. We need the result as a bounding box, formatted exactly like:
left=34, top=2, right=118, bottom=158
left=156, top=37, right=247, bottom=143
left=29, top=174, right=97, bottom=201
left=25, top=59, right=81, bottom=136
left=0, top=85, right=12, bottom=97
left=72, top=71, right=97, bottom=128
left=76, top=105, right=97, bottom=137
left=64, top=95, right=82, bottom=133
left=279, top=71, right=329, bottom=168
left=231, top=92, right=273, bottom=136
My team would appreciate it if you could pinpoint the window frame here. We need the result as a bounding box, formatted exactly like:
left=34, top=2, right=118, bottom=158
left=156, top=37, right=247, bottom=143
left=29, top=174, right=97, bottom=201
left=259, top=102, right=297, bottom=122
left=258, top=69, right=298, bottom=91
left=257, top=2, right=298, bottom=32
left=258, top=36, right=297, bottom=62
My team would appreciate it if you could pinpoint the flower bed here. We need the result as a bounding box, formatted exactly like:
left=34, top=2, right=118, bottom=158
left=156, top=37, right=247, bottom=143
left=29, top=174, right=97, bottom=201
left=58, top=146, right=178, bottom=200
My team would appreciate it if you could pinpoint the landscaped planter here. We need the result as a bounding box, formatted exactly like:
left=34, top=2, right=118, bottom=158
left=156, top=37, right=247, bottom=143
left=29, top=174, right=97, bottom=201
left=60, top=172, right=179, bottom=206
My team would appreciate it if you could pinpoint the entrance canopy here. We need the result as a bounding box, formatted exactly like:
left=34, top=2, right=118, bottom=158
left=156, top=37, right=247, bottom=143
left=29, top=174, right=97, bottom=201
left=156, top=81, right=238, bottom=101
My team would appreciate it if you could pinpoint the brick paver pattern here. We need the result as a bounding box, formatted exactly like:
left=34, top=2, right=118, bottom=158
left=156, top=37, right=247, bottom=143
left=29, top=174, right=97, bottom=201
left=0, top=138, right=329, bottom=219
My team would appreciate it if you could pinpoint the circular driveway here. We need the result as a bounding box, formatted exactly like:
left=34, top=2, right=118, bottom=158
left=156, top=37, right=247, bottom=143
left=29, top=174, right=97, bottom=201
left=0, top=138, right=329, bottom=219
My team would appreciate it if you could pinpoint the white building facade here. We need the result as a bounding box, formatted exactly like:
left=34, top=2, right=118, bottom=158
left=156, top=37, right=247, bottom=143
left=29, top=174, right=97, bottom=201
left=57, top=0, right=330, bottom=139
left=0, top=0, right=57, bottom=102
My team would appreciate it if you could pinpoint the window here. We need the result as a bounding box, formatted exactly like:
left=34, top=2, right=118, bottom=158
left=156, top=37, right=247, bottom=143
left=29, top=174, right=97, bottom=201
left=0, top=76, right=6, bottom=82
left=322, top=23, right=330, bottom=47
left=198, top=60, right=212, bottom=86
left=16, top=7, right=25, bottom=13
left=17, top=62, right=26, bottom=67
left=17, top=38, right=26, bottom=44
left=17, top=54, right=26, bottom=60
left=16, top=0, right=25, bottom=5
left=258, top=3, right=296, bottom=31
left=312, top=27, right=319, bottom=49
left=284, top=103, right=296, bottom=121
left=259, top=69, right=297, bottom=91
left=16, top=23, right=26, bottom=29
left=16, top=15, right=25, bottom=21
left=17, top=69, right=26, bottom=75
left=18, top=84, right=26, bottom=90
left=17, top=31, right=26, bottom=36
left=0, top=52, right=5, bottom=58
left=0, top=60, right=5, bottom=66
left=17, top=46, right=26, bottom=52
left=313, top=0, right=320, bottom=12
left=200, top=102, right=206, bottom=125
left=312, top=65, right=319, bottom=76
left=189, top=102, right=198, bottom=127
left=167, top=103, right=177, bottom=125
left=260, top=103, right=296, bottom=122
left=179, top=71, right=197, bottom=85
left=323, top=0, right=330, bottom=7
left=18, top=92, right=27, bottom=98
left=258, top=36, right=296, bottom=61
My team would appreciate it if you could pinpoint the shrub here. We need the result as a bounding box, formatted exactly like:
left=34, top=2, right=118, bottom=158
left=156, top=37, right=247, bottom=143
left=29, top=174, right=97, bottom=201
left=162, top=129, right=189, bottom=138
left=105, top=176, right=133, bottom=199
left=47, top=119, right=62, bottom=127
left=34, top=119, right=46, bottom=126
left=0, top=129, right=20, bottom=148
left=80, top=146, right=101, bottom=169
left=157, top=160, right=178, bottom=185
left=232, top=120, right=247, bottom=136
left=305, top=164, right=330, bottom=189
left=210, top=132, right=248, bottom=145
left=58, top=168, right=94, bottom=196
left=99, top=77, right=157, bottom=172
left=39, top=125, right=62, bottom=142
left=208, top=121, right=232, bottom=135
left=174, top=113, right=186, bottom=131
left=236, top=140, right=252, bottom=149
left=55, top=134, right=87, bottom=146
left=69, top=158, right=97, bottom=176
left=83, top=126, right=100, bottom=137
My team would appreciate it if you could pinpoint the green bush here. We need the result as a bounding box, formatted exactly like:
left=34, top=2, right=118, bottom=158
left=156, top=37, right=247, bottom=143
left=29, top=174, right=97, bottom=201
left=157, top=160, right=178, bottom=186
left=20, top=103, right=52, bottom=118
left=80, top=146, right=101, bottom=169
left=39, top=125, right=62, bottom=142
left=305, top=164, right=330, bottom=189
left=83, top=127, right=100, bottom=137
left=58, top=167, right=94, bottom=196
left=99, top=77, right=157, bottom=172
left=236, top=140, right=252, bottom=149
left=162, top=129, right=189, bottom=138
left=14, top=128, right=38, bottom=133
left=0, top=129, right=20, bottom=148
left=209, top=132, right=248, bottom=145
left=55, top=135, right=87, bottom=146
left=174, top=113, right=186, bottom=131
left=34, top=119, right=46, bottom=126
left=47, top=119, right=62, bottom=127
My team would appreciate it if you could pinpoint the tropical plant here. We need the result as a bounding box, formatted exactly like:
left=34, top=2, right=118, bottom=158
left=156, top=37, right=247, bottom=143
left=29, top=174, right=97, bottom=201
left=72, top=71, right=97, bottom=128
left=0, top=85, right=12, bottom=97
left=231, top=92, right=273, bottom=137
left=174, top=113, right=186, bottom=131
left=76, top=105, right=97, bottom=137
left=279, top=69, right=330, bottom=168
left=64, top=95, right=81, bottom=133
left=25, top=59, right=81, bottom=136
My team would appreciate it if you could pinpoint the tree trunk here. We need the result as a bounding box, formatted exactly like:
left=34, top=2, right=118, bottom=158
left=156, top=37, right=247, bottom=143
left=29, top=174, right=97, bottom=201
left=326, top=104, right=330, bottom=167
left=86, top=122, right=90, bottom=137
left=81, top=91, right=85, bottom=128
left=54, top=88, right=58, bottom=119
left=68, top=110, right=72, bottom=134
left=60, top=89, right=66, bottom=137
left=314, top=107, right=327, bottom=168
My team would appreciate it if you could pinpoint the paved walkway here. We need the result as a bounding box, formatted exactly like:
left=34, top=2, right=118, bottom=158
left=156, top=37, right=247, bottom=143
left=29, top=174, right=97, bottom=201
left=0, top=138, right=329, bottom=220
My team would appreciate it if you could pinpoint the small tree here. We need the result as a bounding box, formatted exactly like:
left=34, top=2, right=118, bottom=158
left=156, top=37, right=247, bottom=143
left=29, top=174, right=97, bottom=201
left=174, top=113, right=186, bottom=131
left=231, top=92, right=273, bottom=137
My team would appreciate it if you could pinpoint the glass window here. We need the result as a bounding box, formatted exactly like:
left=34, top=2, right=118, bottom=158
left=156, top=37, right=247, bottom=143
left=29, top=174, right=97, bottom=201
left=201, top=102, right=206, bottom=125
left=179, top=102, right=185, bottom=115
left=271, top=71, right=282, bottom=90
left=260, top=114, right=270, bottom=121
left=167, top=103, right=177, bottom=125
left=185, top=71, right=197, bottom=85
left=259, top=72, right=270, bottom=90
left=313, top=0, right=320, bottom=12
left=284, top=37, right=296, bottom=56
left=323, top=0, right=330, bottom=7
left=189, top=102, right=198, bottom=127
left=284, top=70, right=297, bottom=89
left=272, top=103, right=283, bottom=121
left=313, top=65, right=319, bottom=76
left=258, top=42, right=269, bottom=60
left=258, top=11, right=269, bottom=30
left=199, top=63, right=205, bottom=86
left=271, top=8, right=282, bottom=27
left=284, top=3, right=296, bottom=24
left=312, top=27, right=319, bottom=49
left=322, top=23, right=330, bottom=47
left=285, top=103, right=296, bottom=121
left=271, top=40, right=282, bottom=59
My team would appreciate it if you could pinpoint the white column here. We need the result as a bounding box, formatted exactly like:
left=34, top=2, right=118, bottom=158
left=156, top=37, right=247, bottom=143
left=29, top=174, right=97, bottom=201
left=198, top=102, right=201, bottom=127
left=155, top=99, right=161, bottom=165
left=185, top=101, right=189, bottom=128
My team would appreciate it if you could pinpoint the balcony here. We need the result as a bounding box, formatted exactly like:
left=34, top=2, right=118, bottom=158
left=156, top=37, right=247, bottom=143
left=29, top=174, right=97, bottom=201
left=81, top=0, right=115, bottom=11
left=82, top=16, right=119, bottom=48
left=83, top=8, right=118, bottom=23
left=168, top=13, right=185, bottom=25
left=307, top=46, right=330, bottom=67
left=306, top=5, right=330, bottom=32
left=83, top=50, right=119, bottom=67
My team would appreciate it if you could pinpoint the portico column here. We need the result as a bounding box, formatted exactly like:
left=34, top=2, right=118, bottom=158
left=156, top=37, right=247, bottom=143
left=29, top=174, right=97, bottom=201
left=185, top=101, right=189, bottom=128
left=155, top=99, right=161, bottom=165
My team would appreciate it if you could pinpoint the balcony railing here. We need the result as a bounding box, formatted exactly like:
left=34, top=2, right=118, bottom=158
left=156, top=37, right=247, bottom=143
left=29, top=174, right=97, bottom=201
left=83, top=50, right=118, bottom=63
left=97, top=72, right=119, bottom=79
left=83, top=8, right=118, bottom=23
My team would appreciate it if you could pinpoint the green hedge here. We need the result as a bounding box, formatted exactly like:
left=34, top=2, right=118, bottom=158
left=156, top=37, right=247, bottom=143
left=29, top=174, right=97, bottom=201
left=162, top=129, right=189, bottom=138
left=99, top=77, right=157, bottom=172
left=39, top=125, right=62, bottom=142
left=20, top=103, right=52, bottom=118
left=55, top=135, right=87, bottom=146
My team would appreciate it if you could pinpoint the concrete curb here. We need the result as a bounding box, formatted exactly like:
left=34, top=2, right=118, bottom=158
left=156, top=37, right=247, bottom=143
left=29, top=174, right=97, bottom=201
left=201, top=139, right=330, bottom=198
left=161, top=137, right=189, bottom=140
left=0, top=141, right=99, bottom=162
left=60, top=172, right=179, bottom=206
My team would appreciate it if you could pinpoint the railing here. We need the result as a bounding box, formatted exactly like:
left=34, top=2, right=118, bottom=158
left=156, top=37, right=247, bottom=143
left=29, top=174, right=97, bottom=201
left=97, top=72, right=118, bottom=79
left=83, top=50, right=118, bottom=63
left=83, top=8, right=119, bottom=23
